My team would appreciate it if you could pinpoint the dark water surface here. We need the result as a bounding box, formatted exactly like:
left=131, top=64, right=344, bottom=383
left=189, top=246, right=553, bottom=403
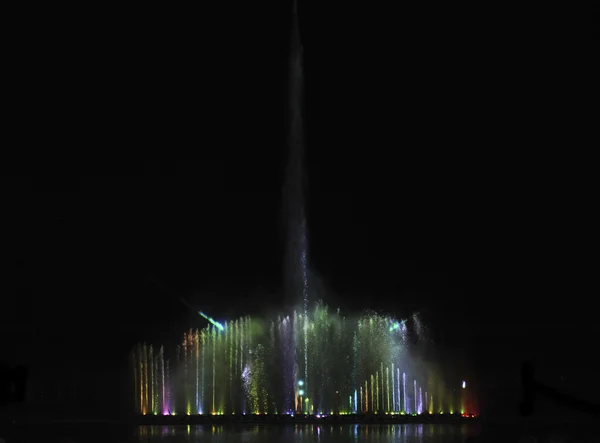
left=134, top=424, right=476, bottom=442
left=6, top=423, right=599, bottom=442
left=6, top=423, right=480, bottom=443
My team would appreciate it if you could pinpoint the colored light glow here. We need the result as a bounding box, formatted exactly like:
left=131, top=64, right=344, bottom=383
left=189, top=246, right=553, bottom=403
left=133, top=310, right=476, bottom=417
left=199, top=312, right=224, bottom=331
left=389, top=319, right=406, bottom=332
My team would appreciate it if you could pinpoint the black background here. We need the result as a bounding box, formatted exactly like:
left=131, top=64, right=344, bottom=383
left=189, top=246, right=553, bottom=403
left=2, top=2, right=598, bottom=420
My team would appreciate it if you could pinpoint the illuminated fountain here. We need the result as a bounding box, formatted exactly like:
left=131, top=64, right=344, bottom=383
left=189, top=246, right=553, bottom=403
left=131, top=305, right=472, bottom=416
left=131, top=1, right=475, bottom=420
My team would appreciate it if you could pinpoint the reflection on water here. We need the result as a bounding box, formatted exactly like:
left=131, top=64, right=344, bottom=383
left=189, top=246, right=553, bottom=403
left=135, top=424, right=477, bottom=442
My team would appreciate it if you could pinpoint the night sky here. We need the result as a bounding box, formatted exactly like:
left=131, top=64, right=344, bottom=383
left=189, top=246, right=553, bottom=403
left=2, top=3, right=598, bottom=419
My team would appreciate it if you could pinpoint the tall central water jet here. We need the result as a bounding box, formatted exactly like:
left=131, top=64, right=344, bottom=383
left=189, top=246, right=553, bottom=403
left=283, top=0, right=309, bottom=407
left=284, top=0, right=307, bottom=309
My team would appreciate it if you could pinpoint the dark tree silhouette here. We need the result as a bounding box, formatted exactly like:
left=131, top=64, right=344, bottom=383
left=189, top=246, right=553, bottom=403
left=0, top=362, right=27, bottom=409
left=520, top=361, right=600, bottom=417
